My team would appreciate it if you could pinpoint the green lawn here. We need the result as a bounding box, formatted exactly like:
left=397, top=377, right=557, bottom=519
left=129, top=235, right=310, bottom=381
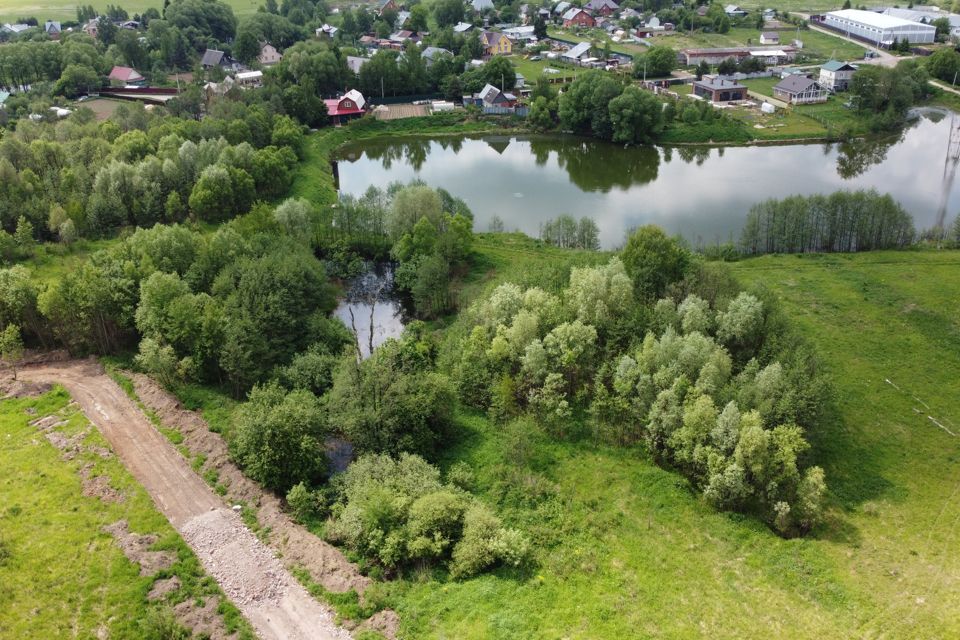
left=512, top=57, right=587, bottom=85
left=0, top=0, right=260, bottom=22
left=0, top=388, right=253, bottom=639
left=662, top=26, right=866, bottom=65
left=373, top=248, right=960, bottom=639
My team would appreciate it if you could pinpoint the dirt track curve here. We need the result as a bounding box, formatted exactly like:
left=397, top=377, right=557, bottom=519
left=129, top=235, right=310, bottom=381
left=20, top=360, right=351, bottom=640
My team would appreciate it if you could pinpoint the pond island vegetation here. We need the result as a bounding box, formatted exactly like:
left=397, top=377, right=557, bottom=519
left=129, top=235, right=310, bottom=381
left=1, top=0, right=960, bottom=638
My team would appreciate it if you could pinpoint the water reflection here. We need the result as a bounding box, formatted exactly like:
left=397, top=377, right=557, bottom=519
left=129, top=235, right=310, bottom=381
left=335, top=112, right=956, bottom=248
left=333, top=264, right=405, bottom=360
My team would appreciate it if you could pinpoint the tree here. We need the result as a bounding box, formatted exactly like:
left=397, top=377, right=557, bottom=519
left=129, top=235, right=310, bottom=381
left=408, top=4, right=428, bottom=32
left=558, top=71, right=623, bottom=138
left=533, top=15, right=547, bottom=39
left=234, top=27, right=260, bottom=64
left=233, top=383, right=328, bottom=491
left=0, top=324, right=23, bottom=379
left=434, top=0, right=464, bottom=28
left=55, top=64, right=100, bottom=98
left=621, top=225, right=689, bottom=299
left=274, top=197, right=314, bottom=242
left=933, top=17, right=951, bottom=42
left=926, top=47, right=960, bottom=83
left=635, top=45, right=676, bottom=79
left=608, top=85, right=665, bottom=145
left=528, top=96, right=554, bottom=131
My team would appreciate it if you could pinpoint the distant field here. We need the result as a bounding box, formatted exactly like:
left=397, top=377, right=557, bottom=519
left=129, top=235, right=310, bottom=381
left=0, top=0, right=260, bottom=22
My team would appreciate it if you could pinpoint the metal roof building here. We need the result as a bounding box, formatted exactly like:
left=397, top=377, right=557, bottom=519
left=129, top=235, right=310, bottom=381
left=823, top=9, right=935, bottom=45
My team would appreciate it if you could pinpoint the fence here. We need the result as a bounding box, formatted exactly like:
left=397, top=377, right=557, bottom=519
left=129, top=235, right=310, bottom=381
left=482, top=105, right=529, bottom=116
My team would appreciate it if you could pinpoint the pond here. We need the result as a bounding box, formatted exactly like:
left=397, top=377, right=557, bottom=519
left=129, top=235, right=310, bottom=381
left=335, top=109, right=958, bottom=248
left=333, top=264, right=405, bottom=360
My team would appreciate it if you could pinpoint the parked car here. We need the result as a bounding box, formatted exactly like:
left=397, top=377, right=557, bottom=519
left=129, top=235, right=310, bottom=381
left=530, top=55, right=542, bottom=61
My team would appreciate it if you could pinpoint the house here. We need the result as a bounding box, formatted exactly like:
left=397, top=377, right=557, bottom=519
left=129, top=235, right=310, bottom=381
left=0, top=91, right=11, bottom=107
left=118, top=20, right=140, bottom=30
left=563, top=8, right=596, bottom=28
left=472, top=0, right=495, bottom=12
left=471, top=83, right=517, bottom=108
left=377, top=0, right=399, bottom=16
left=204, top=76, right=236, bottom=98
left=395, top=10, right=411, bottom=28
left=759, top=31, right=779, bottom=44
left=201, top=49, right=225, bottom=67
left=503, top=25, right=536, bottom=41
left=389, top=30, right=419, bottom=44
left=620, top=8, right=641, bottom=20
left=554, top=2, right=572, bottom=16
left=682, top=46, right=797, bottom=65
left=561, top=41, right=592, bottom=62
left=692, top=76, right=747, bottom=102
left=696, top=5, right=709, bottom=17
left=258, top=43, right=282, bottom=66
left=453, top=22, right=474, bottom=33
left=584, top=0, right=619, bottom=16
left=323, top=89, right=366, bottom=125
left=2, top=23, right=32, bottom=34
left=44, top=21, right=61, bottom=39
left=724, top=4, right=747, bottom=17
left=773, top=75, right=828, bottom=104
left=108, top=66, right=145, bottom=85
left=316, top=24, right=339, bottom=39
left=422, top=47, right=453, bottom=67
left=480, top=31, right=512, bottom=56
left=819, top=59, right=857, bottom=91
left=81, top=18, right=101, bottom=38
left=236, top=70, right=264, bottom=88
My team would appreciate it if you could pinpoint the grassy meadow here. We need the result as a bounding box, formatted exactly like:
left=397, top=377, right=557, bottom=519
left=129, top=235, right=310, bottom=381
left=0, top=0, right=259, bottom=23
left=362, top=247, right=960, bottom=639
left=0, top=388, right=253, bottom=639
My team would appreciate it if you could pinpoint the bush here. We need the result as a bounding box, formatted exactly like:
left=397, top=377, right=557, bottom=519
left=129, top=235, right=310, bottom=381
left=232, top=383, right=328, bottom=491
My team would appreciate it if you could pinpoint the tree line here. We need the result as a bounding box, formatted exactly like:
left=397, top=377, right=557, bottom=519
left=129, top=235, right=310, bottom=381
left=739, top=190, right=916, bottom=254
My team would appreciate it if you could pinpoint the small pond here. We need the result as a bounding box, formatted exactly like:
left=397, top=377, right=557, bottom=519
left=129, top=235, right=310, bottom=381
left=333, top=264, right=405, bottom=360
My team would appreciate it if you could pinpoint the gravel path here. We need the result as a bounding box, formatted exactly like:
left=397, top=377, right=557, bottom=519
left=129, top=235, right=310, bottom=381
left=21, top=360, right=352, bottom=640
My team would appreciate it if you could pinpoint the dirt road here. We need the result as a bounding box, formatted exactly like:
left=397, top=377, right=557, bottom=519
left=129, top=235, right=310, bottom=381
left=20, top=360, right=351, bottom=640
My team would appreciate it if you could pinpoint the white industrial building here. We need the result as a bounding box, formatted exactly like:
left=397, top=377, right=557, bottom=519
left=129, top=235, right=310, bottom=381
left=823, top=9, right=936, bottom=45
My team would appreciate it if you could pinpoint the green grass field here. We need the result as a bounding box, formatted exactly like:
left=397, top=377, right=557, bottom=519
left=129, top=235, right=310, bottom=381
left=0, top=388, right=253, bottom=639
left=368, top=248, right=960, bottom=639
left=0, top=0, right=260, bottom=22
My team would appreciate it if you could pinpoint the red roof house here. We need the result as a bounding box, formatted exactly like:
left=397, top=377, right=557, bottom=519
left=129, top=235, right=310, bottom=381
left=108, top=66, right=145, bottom=85
left=324, top=89, right=366, bottom=124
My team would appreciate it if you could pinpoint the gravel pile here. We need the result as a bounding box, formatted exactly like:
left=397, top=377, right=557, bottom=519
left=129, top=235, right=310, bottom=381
left=181, top=508, right=290, bottom=607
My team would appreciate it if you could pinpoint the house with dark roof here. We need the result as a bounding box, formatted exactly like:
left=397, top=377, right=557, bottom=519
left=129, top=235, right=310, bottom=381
left=773, top=75, right=828, bottom=104
left=44, top=21, right=61, bottom=39
left=759, top=31, right=780, bottom=44
left=201, top=49, right=225, bottom=67
left=584, top=0, right=619, bottom=16
left=108, top=66, right=145, bottom=85
left=563, top=8, right=596, bottom=27
left=819, top=60, right=857, bottom=91
left=692, top=76, right=747, bottom=102
left=470, top=83, right=517, bottom=108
